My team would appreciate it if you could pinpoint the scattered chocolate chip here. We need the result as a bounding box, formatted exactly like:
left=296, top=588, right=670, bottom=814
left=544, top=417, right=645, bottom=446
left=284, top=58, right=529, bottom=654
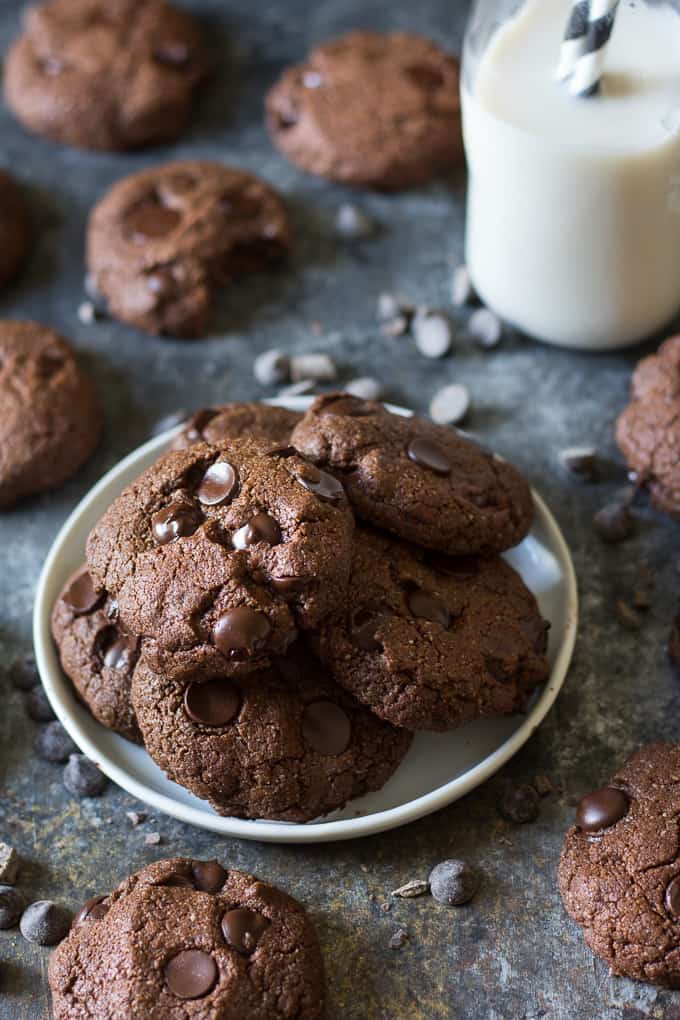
left=290, top=353, right=337, bottom=383
left=469, top=307, right=503, bottom=348
left=576, top=787, right=629, bottom=832
left=232, top=513, right=281, bottom=549
left=144, top=832, right=162, bottom=846
left=0, top=886, right=24, bottom=929
left=532, top=774, right=554, bottom=797
left=302, top=700, right=352, bottom=756
left=451, top=264, right=474, bottom=307
left=277, top=379, right=316, bottom=398
left=254, top=349, right=291, bottom=386
left=389, top=927, right=408, bottom=950
left=102, top=633, right=139, bottom=671
left=391, top=879, right=429, bottom=899
left=35, top=721, right=77, bottom=763
left=615, top=599, right=642, bottom=631
left=593, top=502, right=634, bottom=543
left=344, top=377, right=384, bottom=401
left=127, top=204, right=180, bottom=242
left=20, top=901, right=71, bottom=946
left=222, top=907, right=269, bottom=954
left=63, top=754, right=108, bottom=797
left=213, top=607, right=271, bottom=659
left=429, top=860, right=479, bottom=906
left=407, top=589, right=450, bottom=628
left=558, top=446, right=598, bottom=482
left=164, top=949, right=218, bottom=1000
left=0, top=845, right=18, bottom=886
left=9, top=655, right=39, bottom=690
left=413, top=311, right=452, bottom=359
left=126, top=811, right=146, bottom=827
left=497, top=782, right=540, bottom=824
left=665, top=875, right=680, bottom=919
left=429, top=383, right=470, bottom=426
left=406, top=438, right=451, bottom=475
left=184, top=679, right=240, bottom=727
left=192, top=861, right=227, bottom=894
left=377, top=292, right=415, bottom=326
left=72, top=895, right=109, bottom=928
left=63, top=569, right=101, bottom=615
left=151, top=502, right=202, bottom=545
left=197, top=461, right=238, bottom=506
left=296, top=465, right=345, bottom=501
left=77, top=300, right=98, bottom=326
left=380, top=313, right=411, bottom=338
left=335, top=203, right=376, bottom=242
left=25, top=687, right=56, bottom=723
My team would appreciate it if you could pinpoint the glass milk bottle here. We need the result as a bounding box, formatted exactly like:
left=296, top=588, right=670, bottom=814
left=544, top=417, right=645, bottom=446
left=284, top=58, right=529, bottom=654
left=461, top=0, right=680, bottom=350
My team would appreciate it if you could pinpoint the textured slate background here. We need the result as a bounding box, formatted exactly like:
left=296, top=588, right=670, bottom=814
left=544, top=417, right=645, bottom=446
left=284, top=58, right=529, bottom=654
left=1, top=0, right=679, bottom=1017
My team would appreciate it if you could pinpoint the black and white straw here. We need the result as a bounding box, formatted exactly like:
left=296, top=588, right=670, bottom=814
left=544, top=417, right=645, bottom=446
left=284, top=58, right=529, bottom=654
left=566, top=0, right=620, bottom=97
left=556, top=0, right=591, bottom=82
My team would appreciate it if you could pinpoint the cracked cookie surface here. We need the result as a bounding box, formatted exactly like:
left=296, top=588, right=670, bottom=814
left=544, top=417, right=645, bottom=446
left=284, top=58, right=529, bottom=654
left=318, top=527, right=549, bottom=731
left=616, top=335, right=680, bottom=517
left=266, top=31, right=462, bottom=190
left=559, top=743, right=680, bottom=988
left=0, top=321, right=101, bottom=508
left=5, top=0, right=206, bottom=151
left=132, top=643, right=412, bottom=820
left=48, top=857, right=324, bottom=1019
left=291, top=393, right=533, bottom=555
left=51, top=565, right=141, bottom=742
left=173, top=402, right=302, bottom=451
left=86, top=437, right=353, bottom=678
left=87, top=161, right=291, bottom=337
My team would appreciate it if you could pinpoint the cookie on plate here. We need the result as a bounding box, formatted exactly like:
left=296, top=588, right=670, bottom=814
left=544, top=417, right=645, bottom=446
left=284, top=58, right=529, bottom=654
left=49, top=857, right=324, bottom=1019
left=559, top=743, right=680, bottom=987
left=318, top=527, right=549, bottom=731
left=132, top=643, right=412, bottom=820
left=0, top=321, right=101, bottom=509
left=172, top=402, right=302, bottom=451
left=266, top=31, right=462, bottom=190
left=86, top=438, right=353, bottom=678
left=291, top=393, right=533, bottom=555
left=0, top=171, right=31, bottom=287
left=87, top=161, right=290, bottom=337
left=616, top=335, right=680, bottom=516
left=51, top=566, right=141, bottom=742
left=5, top=0, right=206, bottom=152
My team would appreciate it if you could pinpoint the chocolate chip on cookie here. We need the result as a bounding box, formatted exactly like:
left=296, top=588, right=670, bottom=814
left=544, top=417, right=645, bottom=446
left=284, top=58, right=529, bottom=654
left=318, top=527, right=549, bottom=731
left=85, top=438, right=353, bottom=678
left=132, top=644, right=411, bottom=820
left=559, top=743, right=680, bottom=987
left=616, top=335, right=680, bottom=517
left=266, top=31, right=462, bottom=190
left=0, top=321, right=101, bottom=509
left=87, top=162, right=291, bottom=337
left=5, top=0, right=206, bottom=151
left=51, top=566, right=141, bottom=742
left=49, top=858, right=324, bottom=1018
left=291, top=394, right=533, bottom=555
left=172, top=402, right=302, bottom=451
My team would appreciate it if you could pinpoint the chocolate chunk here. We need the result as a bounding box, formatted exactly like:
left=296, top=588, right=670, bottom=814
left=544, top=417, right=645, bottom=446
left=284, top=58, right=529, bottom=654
left=213, top=608, right=271, bottom=659
left=498, top=783, right=540, bottom=824
left=350, top=604, right=387, bottom=652
left=20, top=900, right=71, bottom=946
left=35, top=721, right=77, bottom=763
left=127, top=204, right=181, bottom=242
left=319, top=395, right=372, bottom=417
left=72, top=895, right=108, bottom=928
left=301, top=700, right=351, bottom=755
left=576, top=787, right=629, bottom=833
left=221, top=907, right=268, bottom=954
left=232, top=512, right=282, bottom=549
left=192, top=861, right=227, bottom=894
left=296, top=465, right=345, bottom=501
left=102, top=634, right=139, bottom=670
left=665, top=876, right=680, bottom=919
left=164, top=949, right=218, bottom=1000
left=429, top=859, right=479, bottom=906
left=62, top=569, right=101, bottom=615
left=197, top=461, right=238, bottom=506
left=63, top=754, right=108, bottom=798
left=184, top=679, right=240, bottom=727
left=25, top=687, right=56, bottom=722
left=151, top=503, right=201, bottom=545
left=407, top=590, right=450, bottom=628
left=406, top=438, right=451, bottom=475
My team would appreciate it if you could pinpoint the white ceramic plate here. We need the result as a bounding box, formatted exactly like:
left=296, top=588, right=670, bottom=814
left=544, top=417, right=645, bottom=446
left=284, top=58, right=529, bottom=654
left=33, top=398, right=578, bottom=844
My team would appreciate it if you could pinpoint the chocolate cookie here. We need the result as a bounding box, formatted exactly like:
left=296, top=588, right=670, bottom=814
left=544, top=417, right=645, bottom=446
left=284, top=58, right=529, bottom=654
left=616, top=335, right=680, bottom=517
left=172, top=402, right=302, bottom=451
left=51, top=566, right=141, bottom=742
left=86, top=438, right=353, bottom=678
left=0, top=321, right=101, bottom=509
left=0, top=172, right=31, bottom=287
left=5, top=0, right=206, bottom=152
left=559, top=743, right=680, bottom=988
left=132, top=644, right=411, bottom=820
left=266, top=31, right=462, bottom=190
left=291, top=394, right=533, bottom=555
left=49, top=858, right=324, bottom=1019
left=87, top=161, right=290, bottom=337
left=318, top=527, right=549, bottom=731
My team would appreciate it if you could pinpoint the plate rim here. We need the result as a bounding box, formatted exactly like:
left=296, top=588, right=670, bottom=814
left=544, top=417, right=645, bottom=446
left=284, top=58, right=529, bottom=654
left=33, top=398, right=578, bottom=844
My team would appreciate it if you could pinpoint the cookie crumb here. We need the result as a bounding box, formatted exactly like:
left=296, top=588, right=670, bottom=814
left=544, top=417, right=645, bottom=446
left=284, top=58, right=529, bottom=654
left=615, top=599, right=642, bottom=631
left=144, top=832, right=161, bottom=846
left=532, top=774, right=554, bottom=797
left=389, top=927, right=408, bottom=950
left=125, top=811, right=147, bottom=827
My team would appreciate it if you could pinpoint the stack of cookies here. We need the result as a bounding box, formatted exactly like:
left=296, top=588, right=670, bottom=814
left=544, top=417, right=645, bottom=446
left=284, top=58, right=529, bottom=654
left=51, top=395, right=550, bottom=822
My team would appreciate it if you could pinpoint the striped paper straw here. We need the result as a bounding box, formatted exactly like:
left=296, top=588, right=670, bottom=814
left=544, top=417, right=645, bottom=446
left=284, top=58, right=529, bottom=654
left=556, top=0, right=591, bottom=81
left=568, top=0, right=620, bottom=97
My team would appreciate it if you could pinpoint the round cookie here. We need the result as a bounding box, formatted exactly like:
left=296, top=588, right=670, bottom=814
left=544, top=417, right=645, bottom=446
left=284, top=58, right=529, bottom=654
left=616, top=335, right=680, bottom=517
left=132, top=644, right=412, bottom=820
left=4, top=0, right=206, bottom=152
left=172, top=402, right=302, bottom=451
left=0, top=321, right=101, bottom=509
left=86, top=438, right=353, bottom=678
left=0, top=172, right=31, bottom=287
left=559, top=743, right=680, bottom=988
left=87, top=161, right=291, bottom=337
left=318, top=527, right=549, bottom=731
left=51, top=566, right=141, bottom=742
left=291, top=393, right=533, bottom=555
left=266, top=31, right=462, bottom=190
left=48, top=858, right=324, bottom=1019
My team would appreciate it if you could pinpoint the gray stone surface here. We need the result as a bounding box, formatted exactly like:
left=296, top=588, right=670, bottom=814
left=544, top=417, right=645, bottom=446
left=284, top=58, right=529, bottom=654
left=0, top=1, right=679, bottom=1017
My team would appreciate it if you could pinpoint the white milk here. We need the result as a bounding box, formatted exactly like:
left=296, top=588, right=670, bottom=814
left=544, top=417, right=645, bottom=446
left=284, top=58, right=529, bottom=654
left=462, top=0, right=680, bottom=349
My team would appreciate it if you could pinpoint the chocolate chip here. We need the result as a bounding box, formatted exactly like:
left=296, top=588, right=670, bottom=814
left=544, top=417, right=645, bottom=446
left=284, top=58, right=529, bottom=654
left=429, top=860, right=479, bottom=906
left=593, top=502, right=634, bottom=543
left=197, top=461, right=238, bottom=506
left=665, top=876, right=680, bottom=919
left=406, top=438, right=451, bottom=475
left=558, top=446, right=598, bottom=481
left=344, top=377, right=384, bottom=401
left=413, top=311, right=452, bottom=359
left=469, top=307, right=503, bottom=349
left=221, top=908, right=269, bottom=955
left=164, top=949, right=218, bottom=1000
left=407, top=590, right=450, bottom=628
left=63, top=569, right=101, bottom=615
left=63, top=754, right=108, bottom=798
left=10, top=655, right=39, bottom=690
left=152, top=502, right=203, bottom=545
left=301, top=700, right=351, bottom=755
left=380, top=313, right=411, bottom=338
left=126, top=204, right=181, bottom=242
left=497, top=783, right=540, bottom=824
left=35, top=721, right=77, bottom=763
left=102, top=633, right=139, bottom=671
left=25, top=687, right=55, bottom=723
left=72, top=895, right=108, bottom=928
left=192, top=861, right=227, bottom=894
left=350, top=604, right=386, bottom=652
left=232, top=512, right=281, bottom=550
left=451, top=265, right=474, bottom=307
left=253, top=349, right=290, bottom=386
left=184, top=679, right=240, bottom=727
left=154, top=40, right=190, bottom=66
left=0, top=886, right=24, bottom=929
left=429, top=383, right=470, bottom=426
left=334, top=203, right=377, bottom=242
left=20, top=901, right=71, bottom=946
left=296, top=465, right=345, bottom=501
left=269, top=575, right=310, bottom=598
left=213, top=608, right=271, bottom=660
left=319, top=395, right=373, bottom=417
left=163, top=874, right=195, bottom=888
left=290, top=353, right=337, bottom=383
left=377, top=292, right=415, bottom=325
left=575, top=787, right=629, bottom=833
